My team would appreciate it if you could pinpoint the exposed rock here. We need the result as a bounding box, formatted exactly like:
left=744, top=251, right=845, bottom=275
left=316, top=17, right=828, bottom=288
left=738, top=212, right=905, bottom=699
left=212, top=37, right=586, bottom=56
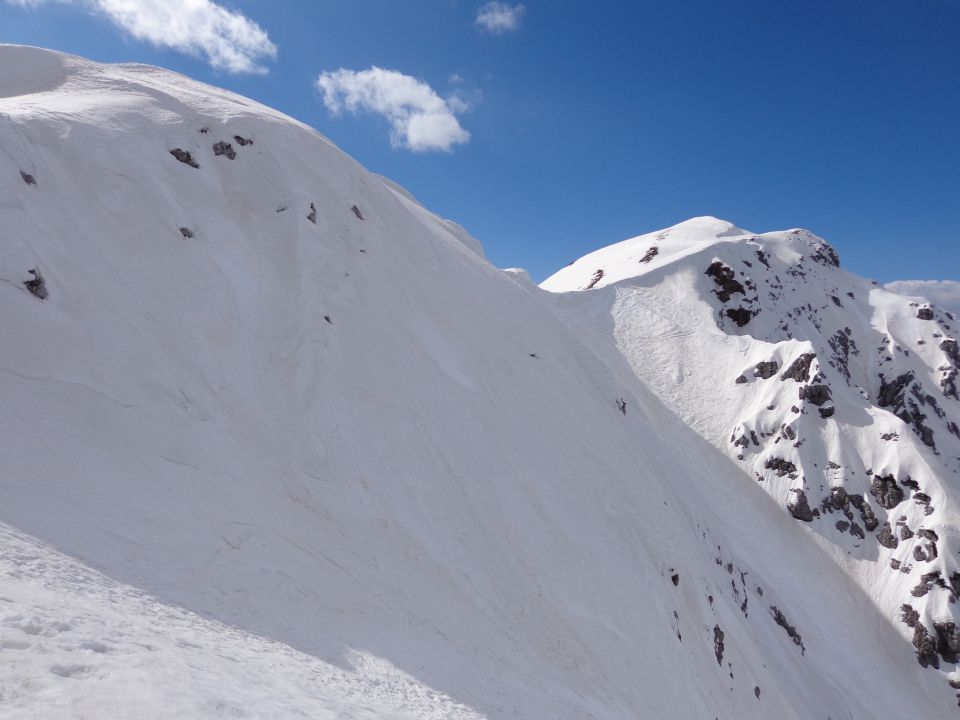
left=712, top=625, right=725, bottom=666
left=725, top=307, right=752, bottom=327
left=878, top=372, right=914, bottom=417
left=179, top=227, right=194, bottom=238
left=877, top=522, right=898, bottom=549
left=914, top=624, right=940, bottom=668
left=781, top=353, right=816, bottom=383
left=233, top=135, right=254, bottom=146
left=942, top=338, right=960, bottom=366
left=754, top=361, right=779, bottom=379
left=705, top=261, right=745, bottom=302
left=585, top=269, right=604, bottom=290
left=849, top=521, right=865, bottom=539
left=836, top=520, right=850, bottom=532
left=307, top=203, right=317, bottom=224
left=787, top=489, right=816, bottom=522
left=735, top=375, right=748, bottom=385
left=800, top=384, right=831, bottom=406
left=936, top=623, right=960, bottom=664
left=769, top=605, right=804, bottom=654
left=869, top=475, right=904, bottom=510
left=20, top=170, right=36, bottom=186
left=912, top=570, right=944, bottom=598
left=917, top=307, right=934, bottom=321
left=170, top=148, right=199, bottom=168
left=639, top=247, right=659, bottom=263
left=818, top=406, right=836, bottom=419
left=764, top=457, right=797, bottom=477
left=810, top=242, right=840, bottom=268
left=212, top=141, right=236, bottom=160
left=351, top=204, right=364, bottom=220
left=23, top=267, right=48, bottom=299
left=671, top=573, right=679, bottom=586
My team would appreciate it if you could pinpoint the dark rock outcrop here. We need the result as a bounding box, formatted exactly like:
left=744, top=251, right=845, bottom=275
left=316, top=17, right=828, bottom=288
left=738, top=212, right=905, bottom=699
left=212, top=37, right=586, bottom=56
left=705, top=261, right=745, bottom=302
left=170, top=148, right=199, bottom=168
left=713, top=625, right=725, bottom=665
left=754, top=361, right=779, bottom=379
left=769, top=605, right=804, bottom=653
left=787, top=489, right=816, bottom=522
left=877, top=522, right=898, bottom=549
left=781, top=353, right=816, bottom=383
left=212, top=141, right=236, bottom=160
left=23, top=267, right=48, bottom=300
left=869, top=475, right=904, bottom=510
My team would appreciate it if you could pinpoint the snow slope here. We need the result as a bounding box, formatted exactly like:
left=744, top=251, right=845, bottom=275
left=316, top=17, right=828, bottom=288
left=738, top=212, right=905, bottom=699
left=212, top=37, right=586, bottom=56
left=0, top=45, right=956, bottom=718
left=543, top=216, right=960, bottom=700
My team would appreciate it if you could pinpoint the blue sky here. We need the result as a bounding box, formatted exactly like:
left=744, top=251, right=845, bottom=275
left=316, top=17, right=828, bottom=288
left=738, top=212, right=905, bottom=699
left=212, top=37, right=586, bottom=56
left=2, top=0, right=958, bottom=283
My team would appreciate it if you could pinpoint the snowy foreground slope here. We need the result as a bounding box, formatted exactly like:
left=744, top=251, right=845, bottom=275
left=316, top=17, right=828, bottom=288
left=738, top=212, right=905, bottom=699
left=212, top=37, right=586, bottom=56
left=0, top=45, right=956, bottom=718
left=543, top=216, right=960, bottom=708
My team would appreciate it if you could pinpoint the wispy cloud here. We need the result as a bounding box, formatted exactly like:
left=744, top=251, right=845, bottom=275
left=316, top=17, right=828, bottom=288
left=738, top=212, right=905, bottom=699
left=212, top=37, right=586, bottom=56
left=317, top=67, right=470, bottom=153
left=5, top=0, right=277, bottom=74
left=885, top=279, right=960, bottom=316
left=475, top=1, right=525, bottom=34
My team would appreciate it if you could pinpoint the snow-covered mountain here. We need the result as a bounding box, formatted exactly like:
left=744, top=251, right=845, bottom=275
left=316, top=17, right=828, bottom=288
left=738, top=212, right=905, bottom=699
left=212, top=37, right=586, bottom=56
left=1, top=45, right=958, bottom=718
left=543, top=216, right=960, bottom=694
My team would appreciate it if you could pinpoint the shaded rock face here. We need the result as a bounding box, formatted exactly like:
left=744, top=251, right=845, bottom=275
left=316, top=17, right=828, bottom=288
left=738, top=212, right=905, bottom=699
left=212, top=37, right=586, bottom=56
left=878, top=372, right=914, bottom=412
left=20, top=170, right=36, bottom=185
left=781, top=353, right=816, bottom=383
left=787, top=490, right=816, bottom=522
left=935, top=622, right=960, bottom=665
left=800, top=384, right=831, bottom=406
left=754, top=361, right=779, bottom=379
left=901, top=604, right=941, bottom=669
left=725, top=307, right=752, bottom=327
left=639, top=246, right=659, bottom=263
left=917, top=307, right=934, bottom=321
left=170, top=148, right=199, bottom=168
left=351, top=204, right=364, bottom=220
left=870, top=475, right=904, bottom=510
left=705, top=261, right=745, bottom=302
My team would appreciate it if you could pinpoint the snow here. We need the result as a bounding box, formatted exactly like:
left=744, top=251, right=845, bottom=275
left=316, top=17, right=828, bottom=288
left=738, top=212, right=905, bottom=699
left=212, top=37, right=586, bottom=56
left=1, top=44, right=958, bottom=718
left=542, top=217, right=960, bottom=705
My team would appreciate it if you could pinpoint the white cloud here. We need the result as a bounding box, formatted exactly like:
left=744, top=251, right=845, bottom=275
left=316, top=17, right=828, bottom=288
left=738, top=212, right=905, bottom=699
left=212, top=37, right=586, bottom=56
left=317, top=67, right=470, bottom=153
left=475, top=1, right=525, bottom=34
left=5, top=0, right=277, bottom=74
left=885, top=280, right=960, bottom=317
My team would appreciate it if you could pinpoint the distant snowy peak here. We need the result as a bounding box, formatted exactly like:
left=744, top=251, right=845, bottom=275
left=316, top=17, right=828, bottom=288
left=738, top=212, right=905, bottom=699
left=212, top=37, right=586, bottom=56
left=542, top=218, right=960, bottom=689
left=540, top=216, right=838, bottom=292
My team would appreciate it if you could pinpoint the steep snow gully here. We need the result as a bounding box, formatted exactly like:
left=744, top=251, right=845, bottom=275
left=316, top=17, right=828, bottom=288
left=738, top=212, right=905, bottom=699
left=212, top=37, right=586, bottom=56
left=1, top=46, right=958, bottom=718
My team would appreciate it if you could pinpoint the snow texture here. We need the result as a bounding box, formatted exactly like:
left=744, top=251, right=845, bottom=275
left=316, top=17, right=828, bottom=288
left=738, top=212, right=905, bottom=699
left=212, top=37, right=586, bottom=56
left=1, top=45, right=958, bottom=718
